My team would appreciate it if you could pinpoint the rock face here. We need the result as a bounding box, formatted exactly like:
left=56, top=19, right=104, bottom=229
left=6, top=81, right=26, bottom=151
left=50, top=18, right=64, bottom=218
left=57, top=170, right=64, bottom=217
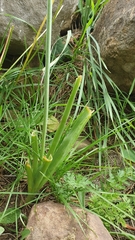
left=26, top=201, right=113, bottom=240
left=0, top=0, right=78, bottom=55
left=92, top=0, right=135, bottom=93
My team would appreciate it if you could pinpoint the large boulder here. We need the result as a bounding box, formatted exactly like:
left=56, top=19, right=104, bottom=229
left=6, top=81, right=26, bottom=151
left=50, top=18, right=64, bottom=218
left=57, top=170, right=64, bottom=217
left=26, top=201, right=113, bottom=240
left=0, top=0, right=78, bottom=55
left=92, top=0, right=135, bottom=93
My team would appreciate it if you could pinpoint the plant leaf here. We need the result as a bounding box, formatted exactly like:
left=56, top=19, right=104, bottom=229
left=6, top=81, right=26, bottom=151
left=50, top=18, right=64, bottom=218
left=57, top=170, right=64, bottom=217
left=46, top=106, right=93, bottom=179
left=0, top=226, right=4, bottom=235
left=20, top=228, right=31, bottom=240
left=47, top=116, right=59, bottom=132
left=0, top=208, right=20, bottom=224
left=121, top=148, right=135, bottom=163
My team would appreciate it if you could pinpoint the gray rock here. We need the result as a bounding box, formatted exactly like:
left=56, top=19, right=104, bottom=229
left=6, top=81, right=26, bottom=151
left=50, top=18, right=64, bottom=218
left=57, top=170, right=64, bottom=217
left=26, top=201, right=113, bottom=240
left=0, top=0, right=78, bottom=55
left=92, top=0, right=135, bottom=93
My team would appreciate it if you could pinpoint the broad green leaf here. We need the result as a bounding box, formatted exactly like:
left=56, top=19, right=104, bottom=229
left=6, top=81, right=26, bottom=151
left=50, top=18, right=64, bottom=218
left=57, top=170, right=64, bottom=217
left=0, top=208, right=20, bottom=224
left=121, top=148, right=135, bottom=163
left=20, top=228, right=30, bottom=240
left=47, top=116, right=59, bottom=132
left=51, top=37, right=72, bottom=62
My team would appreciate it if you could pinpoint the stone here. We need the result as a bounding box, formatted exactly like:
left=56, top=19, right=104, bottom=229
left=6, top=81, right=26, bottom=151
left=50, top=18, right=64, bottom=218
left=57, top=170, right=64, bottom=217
left=92, top=0, right=135, bottom=93
left=0, top=0, right=78, bottom=55
left=26, top=201, right=113, bottom=240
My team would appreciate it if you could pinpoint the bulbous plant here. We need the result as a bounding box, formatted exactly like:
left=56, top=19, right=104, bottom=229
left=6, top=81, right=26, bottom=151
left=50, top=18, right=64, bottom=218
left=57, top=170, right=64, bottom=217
left=25, top=76, right=93, bottom=202
left=25, top=0, right=93, bottom=202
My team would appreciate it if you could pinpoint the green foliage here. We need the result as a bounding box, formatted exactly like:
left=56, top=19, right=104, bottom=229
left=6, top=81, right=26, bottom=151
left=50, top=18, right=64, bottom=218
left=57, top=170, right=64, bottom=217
left=24, top=0, right=93, bottom=202
left=106, top=168, right=133, bottom=190
left=54, top=168, right=135, bottom=236
left=51, top=37, right=72, bottom=62
left=25, top=77, right=93, bottom=201
left=55, top=171, right=91, bottom=202
left=121, top=147, right=135, bottom=163
left=0, top=0, right=135, bottom=239
left=0, top=208, right=20, bottom=224
left=0, top=226, right=5, bottom=235
left=20, top=228, right=31, bottom=240
left=88, top=167, right=135, bottom=230
left=89, top=193, right=133, bottom=228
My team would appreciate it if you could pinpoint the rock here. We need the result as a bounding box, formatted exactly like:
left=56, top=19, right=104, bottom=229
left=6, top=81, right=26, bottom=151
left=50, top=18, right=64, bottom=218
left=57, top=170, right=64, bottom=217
left=0, top=0, right=78, bottom=55
left=26, top=201, right=113, bottom=240
left=92, top=0, right=135, bottom=93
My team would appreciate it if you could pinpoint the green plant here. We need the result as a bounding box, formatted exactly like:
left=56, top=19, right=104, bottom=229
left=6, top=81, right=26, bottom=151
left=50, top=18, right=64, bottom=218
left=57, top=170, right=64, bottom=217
left=54, top=171, right=91, bottom=205
left=1, top=0, right=135, bottom=239
left=88, top=167, right=135, bottom=236
left=25, top=1, right=93, bottom=202
left=53, top=167, right=135, bottom=239
left=0, top=207, right=20, bottom=225
left=25, top=77, right=93, bottom=202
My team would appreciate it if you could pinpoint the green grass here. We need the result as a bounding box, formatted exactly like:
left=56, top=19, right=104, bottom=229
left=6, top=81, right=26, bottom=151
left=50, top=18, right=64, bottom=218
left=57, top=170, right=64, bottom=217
left=0, top=0, right=135, bottom=239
